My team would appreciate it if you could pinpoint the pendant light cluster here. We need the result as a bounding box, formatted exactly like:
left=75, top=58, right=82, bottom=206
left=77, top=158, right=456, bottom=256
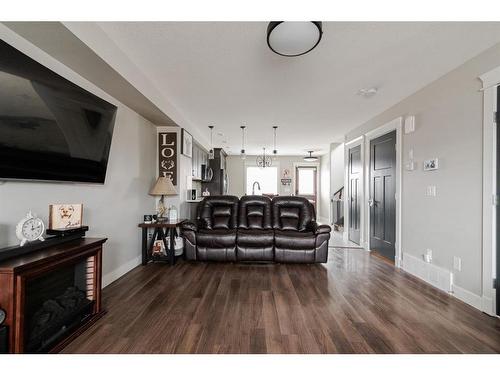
left=256, top=147, right=272, bottom=168
left=208, top=125, right=215, bottom=159
left=240, top=125, right=246, bottom=160
left=240, top=125, right=279, bottom=168
left=210, top=125, right=279, bottom=168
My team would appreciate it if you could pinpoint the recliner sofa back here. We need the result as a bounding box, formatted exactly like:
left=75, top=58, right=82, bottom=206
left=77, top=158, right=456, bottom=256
left=238, top=195, right=272, bottom=229
left=271, top=196, right=314, bottom=231
left=199, top=196, right=239, bottom=230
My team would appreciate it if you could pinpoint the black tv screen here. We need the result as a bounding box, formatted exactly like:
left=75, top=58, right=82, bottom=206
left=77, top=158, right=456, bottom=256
left=0, top=39, right=117, bottom=183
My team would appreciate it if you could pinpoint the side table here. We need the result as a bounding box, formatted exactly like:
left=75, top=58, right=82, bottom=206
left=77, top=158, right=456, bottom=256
left=138, top=219, right=186, bottom=265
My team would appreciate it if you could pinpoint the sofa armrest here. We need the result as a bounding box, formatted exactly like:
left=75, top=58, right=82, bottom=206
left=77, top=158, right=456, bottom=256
left=315, top=224, right=331, bottom=234
left=180, top=220, right=198, bottom=232
left=308, top=221, right=332, bottom=234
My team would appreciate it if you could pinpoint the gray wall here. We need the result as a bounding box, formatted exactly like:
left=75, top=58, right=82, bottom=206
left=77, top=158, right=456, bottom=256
left=0, top=25, right=157, bottom=287
left=330, top=143, right=345, bottom=195
left=319, top=153, right=330, bottom=223
left=345, top=41, right=500, bottom=296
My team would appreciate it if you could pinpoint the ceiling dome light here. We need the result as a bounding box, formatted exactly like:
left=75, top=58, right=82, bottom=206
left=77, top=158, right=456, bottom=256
left=267, top=22, right=323, bottom=57
left=304, top=151, right=318, bottom=162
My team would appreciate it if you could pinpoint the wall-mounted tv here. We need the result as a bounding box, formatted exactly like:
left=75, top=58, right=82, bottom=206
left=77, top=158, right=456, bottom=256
left=0, top=39, right=117, bottom=183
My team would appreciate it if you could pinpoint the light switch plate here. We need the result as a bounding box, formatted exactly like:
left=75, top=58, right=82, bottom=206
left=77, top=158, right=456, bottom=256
left=405, top=161, right=415, bottom=171
left=404, top=115, right=415, bottom=134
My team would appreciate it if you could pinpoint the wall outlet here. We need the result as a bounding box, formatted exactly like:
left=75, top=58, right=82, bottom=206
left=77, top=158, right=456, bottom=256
left=423, top=249, right=432, bottom=263
left=453, top=256, right=462, bottom=271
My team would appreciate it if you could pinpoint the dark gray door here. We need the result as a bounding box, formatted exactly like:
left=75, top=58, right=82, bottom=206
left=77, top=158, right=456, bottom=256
left=369, top=131, right=396, bottom=260
left=348, top=145, right=361, bottom=245
left=496, top=86, right=500, bottom=315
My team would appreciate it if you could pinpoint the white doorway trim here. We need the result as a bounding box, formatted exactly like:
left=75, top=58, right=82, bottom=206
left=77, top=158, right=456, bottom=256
left=363, top=117, right=403, bottom=268
left=479, top=67, right=498, bottom=316
left=343, top=136, right=365, bottom=245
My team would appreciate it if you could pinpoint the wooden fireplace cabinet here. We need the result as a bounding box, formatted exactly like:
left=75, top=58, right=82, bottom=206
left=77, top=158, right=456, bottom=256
left=0, top=238, right=107, bottom=353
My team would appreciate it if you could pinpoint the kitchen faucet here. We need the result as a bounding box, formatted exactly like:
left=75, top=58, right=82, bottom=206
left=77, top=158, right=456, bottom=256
left=252, top=181, right=261, bottom=195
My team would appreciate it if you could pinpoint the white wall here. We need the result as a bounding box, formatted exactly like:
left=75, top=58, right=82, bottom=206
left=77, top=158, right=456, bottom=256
left=344, top=41, right=500, bottom=298
left=0, top=25, right=157, bottom=287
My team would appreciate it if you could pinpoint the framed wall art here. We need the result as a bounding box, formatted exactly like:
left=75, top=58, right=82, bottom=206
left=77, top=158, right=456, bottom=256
left=158, top=132, right=177, bottom=185
left=181, top=128, right=193, bottom=158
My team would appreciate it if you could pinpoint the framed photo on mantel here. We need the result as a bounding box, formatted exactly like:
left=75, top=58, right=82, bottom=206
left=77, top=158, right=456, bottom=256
left=49, top=203, right=83, bottom=229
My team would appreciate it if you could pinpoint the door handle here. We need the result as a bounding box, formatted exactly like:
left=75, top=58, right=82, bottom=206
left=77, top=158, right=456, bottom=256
left=368, top=198, right=374, bottom=207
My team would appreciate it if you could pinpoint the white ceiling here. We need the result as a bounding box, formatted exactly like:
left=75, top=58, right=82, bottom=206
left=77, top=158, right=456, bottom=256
left=96, top=22, right=500, bottom=155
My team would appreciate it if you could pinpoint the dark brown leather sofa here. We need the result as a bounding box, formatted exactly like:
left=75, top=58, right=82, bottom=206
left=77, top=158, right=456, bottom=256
left=181, top=195, right=331, bottom=263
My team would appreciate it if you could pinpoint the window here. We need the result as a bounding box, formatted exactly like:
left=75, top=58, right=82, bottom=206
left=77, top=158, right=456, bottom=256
left=246, top=166, right=278, bottom=195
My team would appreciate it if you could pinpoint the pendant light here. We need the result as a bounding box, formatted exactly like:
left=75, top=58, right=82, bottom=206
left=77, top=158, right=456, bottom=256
left=256, top=147, right=272, bottom=168
left=304, top=151, right=318, bottom=162
left=208, top=125, right=214, bottom=159
left=240, top=125, right=246, bottom=160
left=272, top=126, right=278, bottom=159
left=267, top=22, right=323, bottom=57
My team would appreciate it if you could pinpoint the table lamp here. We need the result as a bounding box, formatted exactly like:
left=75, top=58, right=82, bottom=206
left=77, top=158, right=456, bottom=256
left=149, top=176, right=177, bottom=220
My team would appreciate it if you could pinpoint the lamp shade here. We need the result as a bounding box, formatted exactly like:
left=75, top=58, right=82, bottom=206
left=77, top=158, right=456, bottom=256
left=149, top=176, right=177, bottom=196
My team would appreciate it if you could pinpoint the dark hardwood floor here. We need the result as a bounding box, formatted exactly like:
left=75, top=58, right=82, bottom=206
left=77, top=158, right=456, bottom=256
left=62, top=248, right=500, bottom=354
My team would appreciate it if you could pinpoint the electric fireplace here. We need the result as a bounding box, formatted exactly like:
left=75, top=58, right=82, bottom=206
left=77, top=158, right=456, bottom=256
left=0, top=238, right=106, bottom=353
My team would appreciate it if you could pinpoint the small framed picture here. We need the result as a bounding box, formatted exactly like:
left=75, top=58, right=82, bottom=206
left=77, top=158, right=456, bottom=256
left=152, top=240, right=166, bottom=256
left=49, top=203, right=83, bottom=229
left=144, top=214, right=153, bottom=224
left=181, top=129, right=193, bottom=158
left=423, top=158, right=439, bottom=171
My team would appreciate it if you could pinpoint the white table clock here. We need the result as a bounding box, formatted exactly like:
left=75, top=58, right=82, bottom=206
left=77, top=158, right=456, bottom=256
left=16, top=211, right=45, bottom=247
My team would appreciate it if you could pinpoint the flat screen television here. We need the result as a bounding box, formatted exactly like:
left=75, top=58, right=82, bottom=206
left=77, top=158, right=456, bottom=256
left=0, top=39, right=117, bottom=183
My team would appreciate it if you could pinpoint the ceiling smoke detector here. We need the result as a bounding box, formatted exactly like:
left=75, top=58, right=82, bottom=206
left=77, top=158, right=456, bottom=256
left=357, top=87, right=378, bottom=98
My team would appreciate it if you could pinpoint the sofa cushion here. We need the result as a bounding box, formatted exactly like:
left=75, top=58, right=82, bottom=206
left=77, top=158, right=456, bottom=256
left=197, top=229, right=237, bottom=247
left=237, top=229, right=274, bottom=247
left=274, top=229, right=316, bottom=250
left=238, top=195, right=272, bottom=229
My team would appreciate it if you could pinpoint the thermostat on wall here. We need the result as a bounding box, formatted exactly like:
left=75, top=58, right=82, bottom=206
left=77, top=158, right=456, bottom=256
left=423, top=158, right=439, bottom=171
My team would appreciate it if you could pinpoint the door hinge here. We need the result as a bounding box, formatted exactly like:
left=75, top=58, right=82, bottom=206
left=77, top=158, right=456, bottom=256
left=494, top=278, right=498, bottom=289
left=494, top=194, right=499, bottom=206
left=495, top=111, right=499, bottom=124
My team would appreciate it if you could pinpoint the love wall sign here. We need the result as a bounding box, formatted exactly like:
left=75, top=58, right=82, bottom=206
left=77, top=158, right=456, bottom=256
left=158, top=132, right=177, bottom=185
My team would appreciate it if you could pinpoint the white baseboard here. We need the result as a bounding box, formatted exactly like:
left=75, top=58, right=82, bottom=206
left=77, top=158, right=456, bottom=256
left=402, top=253, right=453, bottom=293
left=102, top=255, right=141, bottom=288
left=452, top=284, right=483, bottom=311
left=402, top=253, right=493, bottom=314
left=481, top=296, right=495, bottom=316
